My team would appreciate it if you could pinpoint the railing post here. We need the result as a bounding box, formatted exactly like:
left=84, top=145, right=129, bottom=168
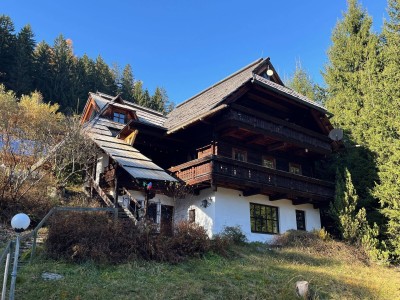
left=30, top=230, right=38, bottom=264
left=114, top=207, right=118, bottom=221
left=1, top=251, right=11, bottom=300
left=9, top=235, right=20, bottom=300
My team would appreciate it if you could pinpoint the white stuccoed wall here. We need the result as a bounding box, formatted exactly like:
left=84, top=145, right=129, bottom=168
left=124, top=186, right=322, bottom=242
left=213, top=187, right=321, bottom=242
left=174, top=188, right=215, bottom=237
left=95, top=153, right=109, bottom=184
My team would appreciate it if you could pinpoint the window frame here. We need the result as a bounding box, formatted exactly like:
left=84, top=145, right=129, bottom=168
left=289, top=162, right=302, bottom=175
left=232, top=148, right=247, bottom=162
left=113, top=111, right=126, bottom=124
left=296, top=210, right=306, bottom=231
left=262, top=156, right=276, bottom=169
left=250, top=203, right=279, bottom=234
left=188, top=209, right=195, bottom=223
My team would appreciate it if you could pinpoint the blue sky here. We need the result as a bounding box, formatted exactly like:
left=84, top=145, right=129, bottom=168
left=2, top=0, right=388, bottom=106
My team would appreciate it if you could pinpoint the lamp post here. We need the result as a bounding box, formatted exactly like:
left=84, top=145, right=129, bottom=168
left=9, top=213, right=30, bottom=300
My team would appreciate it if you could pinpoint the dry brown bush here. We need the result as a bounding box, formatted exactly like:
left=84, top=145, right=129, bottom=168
left=45, top=214, right=213, bottom=264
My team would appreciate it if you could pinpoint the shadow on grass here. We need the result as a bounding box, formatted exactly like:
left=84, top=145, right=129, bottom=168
left=15, top=249, right=388, bottom=300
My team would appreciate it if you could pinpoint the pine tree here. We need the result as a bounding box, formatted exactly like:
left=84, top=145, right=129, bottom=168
left=94, top=55, right=117, bottom=95
left=372, top=0, right=400, bottom=259
left=9, top=25, right=35, bottom=95
left=120, top=64, right=135, bottom=102
left=32, top=41, right=53, bottom=103
left=133, top=81, right=145, bottom=104
left=50, top=35, right=76, bottom=112
left=329, top=169, right=369, bottom=244
left=323, top=0, right=379, bottom=144
left=150, top=87, right=167, bottom=113
left=0, top=15, right=16, bottom=88
left=286, top=62, right=316, bottom=100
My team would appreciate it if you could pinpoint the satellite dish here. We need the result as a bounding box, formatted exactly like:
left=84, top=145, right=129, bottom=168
left=266, top=69, right=274, bottom=76
left=329, top=128, right=343, bottom=141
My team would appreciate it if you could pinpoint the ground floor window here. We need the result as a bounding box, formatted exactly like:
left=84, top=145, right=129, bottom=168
left=250, top=203, right=279, bottom=234
left=296, top=210, right=306, bottom=231
left=188, top=209, right=195, bottom=223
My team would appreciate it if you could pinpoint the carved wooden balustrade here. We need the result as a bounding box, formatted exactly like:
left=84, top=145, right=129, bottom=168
left=220, top=108, right=332, bottom=153
left=169, top=155, right=334, bottom=202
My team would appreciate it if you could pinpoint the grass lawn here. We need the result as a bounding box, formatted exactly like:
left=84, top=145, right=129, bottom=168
left=14, top=243, right=400, bottom=300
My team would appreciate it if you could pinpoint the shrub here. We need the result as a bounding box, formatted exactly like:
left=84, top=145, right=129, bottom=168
left=45, top=214, right=211, bottom=264
left=218, top=226, right=247, bottom=245
left=46, top=212, right=137, bottom=263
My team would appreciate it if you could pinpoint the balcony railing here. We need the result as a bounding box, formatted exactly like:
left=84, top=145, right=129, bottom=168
left=221, top=109, right=331, bottom=153
left=169, top=155, right=334, bottom=201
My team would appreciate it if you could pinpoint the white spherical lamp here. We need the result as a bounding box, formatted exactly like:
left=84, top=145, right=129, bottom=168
left=11, top=213, right=31, bottom=233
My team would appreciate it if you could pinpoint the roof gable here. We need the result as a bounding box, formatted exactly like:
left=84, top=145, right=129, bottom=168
left=164, top=58, right=266, bottom=130
left=165, top=57, right=330, bottom=133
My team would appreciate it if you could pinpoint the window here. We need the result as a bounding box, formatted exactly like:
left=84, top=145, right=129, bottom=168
left=289, top=163, right=302, bottom=175
left=296, top=210, right=306, bottom=231
left=188, top=209, right=195, bottom=223
left=113, top=112, right=126, bottom=123
left=262, top=156, right=276, bottom=169
left=250, top=203, right=279, bottom=234
left=233, top=148, right=247, bottom=162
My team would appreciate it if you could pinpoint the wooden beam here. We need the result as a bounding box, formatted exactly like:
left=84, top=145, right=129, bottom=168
left=292, top=198, right=310, bottom=205
left=244, top=134, right=264, bottom=144
left=269, top=193, right=286, bottom=201
left=267, top=142, right=287, bottom=152
left=243, top=188, right=261, bottom=197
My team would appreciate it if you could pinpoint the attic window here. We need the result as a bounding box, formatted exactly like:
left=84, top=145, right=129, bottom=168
left=113, top=112, right=126, bottom=124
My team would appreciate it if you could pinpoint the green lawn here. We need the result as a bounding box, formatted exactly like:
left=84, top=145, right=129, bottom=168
left=13, top=244, right=400, bottom=300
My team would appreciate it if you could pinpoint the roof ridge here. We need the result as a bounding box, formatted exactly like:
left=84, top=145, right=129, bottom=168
left=173, top=58, right=264, bottom=110
left=122, top=100, right=167, bottom=118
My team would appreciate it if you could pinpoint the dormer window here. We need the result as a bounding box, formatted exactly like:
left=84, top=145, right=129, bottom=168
left=113, top=112, right=126, bottom=124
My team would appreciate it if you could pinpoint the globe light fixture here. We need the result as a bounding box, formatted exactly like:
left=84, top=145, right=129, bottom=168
left=11, top=213, right=30, bottom=233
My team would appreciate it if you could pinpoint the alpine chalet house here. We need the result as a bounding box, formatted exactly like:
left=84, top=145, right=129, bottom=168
left=80, top=57, right=335, bottom=242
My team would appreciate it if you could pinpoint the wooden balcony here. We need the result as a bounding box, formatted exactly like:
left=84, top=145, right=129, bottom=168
left=169, top=155, right=334, bottom=204
left=218, top=107, right=332, bottom=154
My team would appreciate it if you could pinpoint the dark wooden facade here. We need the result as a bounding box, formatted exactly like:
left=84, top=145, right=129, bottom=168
left=82, top=58, right=336, bottom=209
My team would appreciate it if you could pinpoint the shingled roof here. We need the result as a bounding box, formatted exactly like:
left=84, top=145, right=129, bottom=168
left=164, top=58, right=265, bottom=131
left=164, top=58, right=329, bottom=132
left=84, top=117, right=176, bottom=182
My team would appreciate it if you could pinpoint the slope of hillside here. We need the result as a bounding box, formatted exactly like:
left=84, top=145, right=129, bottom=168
left=14, top=241, right=400, bottom=300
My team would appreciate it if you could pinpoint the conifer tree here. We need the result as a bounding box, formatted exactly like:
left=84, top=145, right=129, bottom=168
left=120, top=64, right=135, bottom=102
left=330, top=169, right=370, bottom=244
left=133, top=81, right=144, bottom=104
left=50, top=35, right=76, bottom=111
left=9, top=25, right=35, bottom=95
left=324, top=0, right=379, bottom=144
left=94, top=55, right=117, bottom=96
left=32, top=41, right=53, bottom=103
left=0, top=15, right=16, bottom=88
left=286, top=62, right=316, bottom=100
left=150, top=87, right=168, bottom=113
left=372, top=0, right=400, bottom=259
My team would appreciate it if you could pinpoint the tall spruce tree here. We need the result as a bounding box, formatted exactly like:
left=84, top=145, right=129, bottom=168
left=50, top=35, right=76, bottom=112
left=120, top=64, right=135, bottom=102
left=372, top=0, right=400, bottom=259
left=324, top=0, right=379, bottom=145
left=32, top=41, right=53, bottom=103
left=150, top=87, right=168, bottom=113
left=0, top=15, right=16, bottom=88
left=94, top=55, right=117, bottom=96
left=9, top=25, right=35, bottom=95
left=322, top=0, right=385, bottom=243
left=286, top=62, right=316, bottom=100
